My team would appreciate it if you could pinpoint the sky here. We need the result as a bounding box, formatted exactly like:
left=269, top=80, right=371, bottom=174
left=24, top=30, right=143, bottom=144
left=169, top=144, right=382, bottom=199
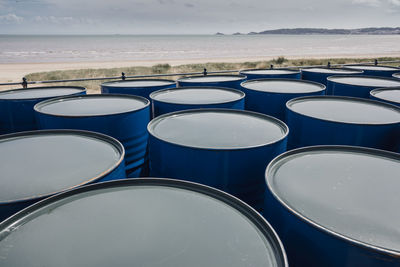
left=0, top=0, right=399, bottom=34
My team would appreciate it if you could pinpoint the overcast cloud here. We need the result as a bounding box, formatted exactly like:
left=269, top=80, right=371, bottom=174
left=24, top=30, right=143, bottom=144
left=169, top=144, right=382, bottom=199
left=0, top=0, right=399, bottom=34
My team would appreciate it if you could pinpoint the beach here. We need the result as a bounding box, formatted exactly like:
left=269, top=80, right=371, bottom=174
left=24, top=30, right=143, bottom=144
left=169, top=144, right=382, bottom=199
left=2, top=53, right=400, bottom=85
left=1, top=34, right=399, bottom=90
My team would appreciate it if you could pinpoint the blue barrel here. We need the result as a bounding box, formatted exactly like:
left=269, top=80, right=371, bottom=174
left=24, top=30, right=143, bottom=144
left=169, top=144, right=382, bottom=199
left=286, top=95, right=400, bottom=151
left=393, top=72, right=400, bottom=79
left=344, top=65, right=400, bottom=77
left=148, top=109, right=288, bottom=210
left=0, top=129, right=125, bottom=222
left=239, top=69, right=300, bottom=80
left=0, top=178, right=288, bottom=267
left=150, top=86, right=245, bottom=117
left=101, top=79, right=176, bottom=100
left=301, top=67, right=363, bottom=88
left=177, top=75, right=246, bottom=89
left=327, top=75, right=400, bottom=98
left=264, top=146, right=400, bottom=267
left=34, top=94, right=150, bottom=178
left=241, top=79, right=325, bottom=121
left=0, top=86, right=86, bottom=134
left=370, top=87, right=400, bottom=107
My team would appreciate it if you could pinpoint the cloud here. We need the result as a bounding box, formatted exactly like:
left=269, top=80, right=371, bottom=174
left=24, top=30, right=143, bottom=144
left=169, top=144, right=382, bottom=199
left=34, top=15, right=94, bottom=24
left=184, top=3, right=194, bottom=8
left=352, top=0, right=382, bottom=7
left=0, top=13, right=23, bottom=24
left=388, top=0, right=400, bottom=6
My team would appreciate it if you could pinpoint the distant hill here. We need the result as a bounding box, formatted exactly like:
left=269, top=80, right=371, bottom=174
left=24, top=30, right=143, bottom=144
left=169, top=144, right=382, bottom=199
left=216, top=27, right=400, bottom=35
left=257, top=27, right=400, bottom=35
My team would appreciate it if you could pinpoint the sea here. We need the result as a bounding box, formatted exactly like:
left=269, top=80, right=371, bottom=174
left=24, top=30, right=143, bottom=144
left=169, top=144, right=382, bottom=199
left=0, top=34, right=399, bottom=64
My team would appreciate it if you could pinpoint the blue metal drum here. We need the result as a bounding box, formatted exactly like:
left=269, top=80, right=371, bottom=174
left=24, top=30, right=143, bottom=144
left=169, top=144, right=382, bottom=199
left=177, top=75, right=246, bottom=90
left=34, top=94, right=150, bottom=178
left=393, top=73, right=400, bottom=79
left=239, top=69, right=300, bottom=80
left=241, top=79, right=325, bottom=121
left=264, top=146, right=400, bottom=267
left=345, top=65, right=400, bottom=77
left=150, top=86, right=245, bottom=117
left=301, top=67, right=363, bottom=90
left=286, top=96, right=400, bottom=151
left=101, top=79, right=176, bottom=100
left=327, top=75, right=400, bottom=98
left=148, top=109, right=288, bottom=210
left=0, top=86, right=86, bottom=134
left=0, top=178, right=288, bottom=267
left=0, top=130, right=125, bottom=222
left=370, top=87, right=400, bottom=107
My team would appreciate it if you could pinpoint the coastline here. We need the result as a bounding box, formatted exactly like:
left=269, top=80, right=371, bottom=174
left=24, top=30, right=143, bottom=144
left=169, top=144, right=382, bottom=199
left=1, top=53, right=399, bottom=84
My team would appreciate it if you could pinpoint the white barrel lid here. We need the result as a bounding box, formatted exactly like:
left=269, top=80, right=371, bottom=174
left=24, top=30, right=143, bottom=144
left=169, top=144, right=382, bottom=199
left=0, top=179, right=287, bottom=266
left=287, top=96, right=400, bottom=124
left=241, top=79, right=325, bottom=93
left=0, top=130, right=124, bottom=203
left=266, top=146, right=400, bottom=256
left=345, top=65, right=400, bottom=71
left=150, top=87, right=244, bottom=105
left=327, top=76, right=400, bottom=87
left=240, top=69, right=299, bottom=75
left=178, top=75, right=246, bottom=83
left=0, top=86, right=84, bottom=100
left=302, top=68, right=362, bottom=74
left=102, top=79, right=175, bottom=88
left=148, top=109, right=288, bottom=149
left=370, top=87, right=400, bottom=104
left=35, top=94, right=149, bottom=117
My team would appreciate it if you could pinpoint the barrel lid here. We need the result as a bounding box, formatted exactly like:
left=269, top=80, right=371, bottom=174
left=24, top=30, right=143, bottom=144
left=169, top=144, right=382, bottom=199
left=150, top=87, right=244, bottom=105
left=266, top=146, right=400, bottom=256
left=102, top=79, right=176, bottom=88
left=0, top=86, right=85, bottom=100
left=178, top=75, right=246, bottom=83
left=345, top=65, right=400, bottom=71
left=0, top=178, right=288, bottom=267
left=393, top=73, right=400, bottom=79
left=240, top=69, right=300, bottom=75
left=34, top=94, right=149, bottom=117
left=148, top=109, right=288, bottom=150
left=301, top=67, right=363, bottom=74
left=370, top=87, right=400, bottom=104
left=0, top=130, right=124, bottom=203
left=287, top=96, right=400, bottom=125
left=241, top=79, right=325, bottom=94
left=327, top=75, right=400, bottom=87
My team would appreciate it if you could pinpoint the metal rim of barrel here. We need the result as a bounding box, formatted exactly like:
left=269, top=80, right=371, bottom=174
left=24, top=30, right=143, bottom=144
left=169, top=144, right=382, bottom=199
left=301, top=67, right=364, bottom=74
left=0, top=86, right=87, bottom=100
left=344, top=64, right=400, bottom=71
left=177, top=74, right=247, bottom=82
left=0, top=129, right=125, bottom=205
left=239, top=68, right=300, bottom=75
left=326, top=74, right=400, bottom=88
left=149, top=86, right=245, bottom=106
left=0, top=177, right=289, bottom=267
left=101, top=78, right=176, bottom=88
left=33, top=93, right=150, bottom=118
left=240, top=78, right=326, bottom=95
left=264, top=144, right=400, bottom=258
left=147, top=108, right=289, bottom=151
left=370, top=87, right=400, bottom=106
left=286, top=95, right=400, bottom=126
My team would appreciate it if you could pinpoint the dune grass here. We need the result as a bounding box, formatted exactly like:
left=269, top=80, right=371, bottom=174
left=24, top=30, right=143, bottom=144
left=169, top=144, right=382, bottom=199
left=24, top=57, right=400, bottom=94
